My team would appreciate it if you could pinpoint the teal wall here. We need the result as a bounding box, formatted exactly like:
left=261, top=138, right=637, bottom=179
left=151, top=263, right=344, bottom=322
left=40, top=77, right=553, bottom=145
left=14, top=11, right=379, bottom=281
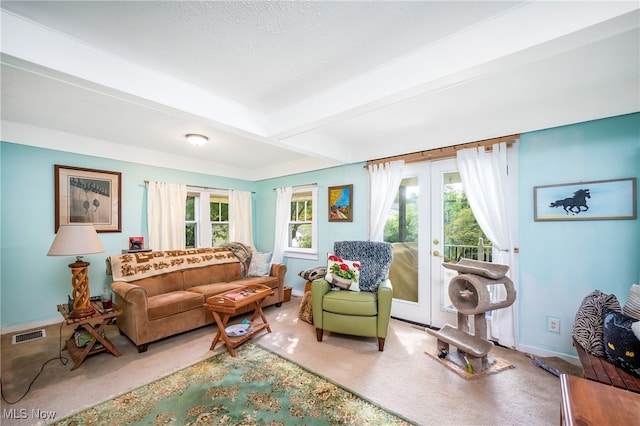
left=0, top=143, right=255, bottom=327
left=254, top=163, right=369, bottom=292
left=1, top=112, right=638, bottom=360
left=518, top=112, right=639, bottom=355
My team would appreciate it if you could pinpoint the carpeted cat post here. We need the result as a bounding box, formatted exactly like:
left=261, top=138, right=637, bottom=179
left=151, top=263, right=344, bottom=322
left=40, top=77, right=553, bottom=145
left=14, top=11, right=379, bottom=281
left=427, top=259, right=516, bottom=373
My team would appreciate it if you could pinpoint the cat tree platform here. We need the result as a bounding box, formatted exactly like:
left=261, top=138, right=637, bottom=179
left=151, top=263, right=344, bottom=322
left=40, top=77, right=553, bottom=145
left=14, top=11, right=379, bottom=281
left=427, top=259, right=516, bottom=373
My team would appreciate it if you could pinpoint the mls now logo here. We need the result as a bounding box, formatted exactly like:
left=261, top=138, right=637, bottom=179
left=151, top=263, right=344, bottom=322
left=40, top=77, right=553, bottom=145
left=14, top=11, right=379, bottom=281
left=3, top=408, right=57, bottom=420
left=3, top=409, right=28, bottom=419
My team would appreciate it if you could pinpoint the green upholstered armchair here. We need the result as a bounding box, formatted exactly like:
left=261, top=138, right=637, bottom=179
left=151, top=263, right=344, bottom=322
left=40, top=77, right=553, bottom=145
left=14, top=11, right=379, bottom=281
left=312, top=241, right=393, bottom=351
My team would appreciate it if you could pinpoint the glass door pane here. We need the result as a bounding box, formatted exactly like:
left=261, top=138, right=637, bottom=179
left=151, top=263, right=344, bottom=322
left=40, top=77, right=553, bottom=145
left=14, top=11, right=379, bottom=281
left=387, top=177, right=419, bottom=303
left=388, top=164, right=430, bottom=325
left=429, top=160, right=458, bottom=328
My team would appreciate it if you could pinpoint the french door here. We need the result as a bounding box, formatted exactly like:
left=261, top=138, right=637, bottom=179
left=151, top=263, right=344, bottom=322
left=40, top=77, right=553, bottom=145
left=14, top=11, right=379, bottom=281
left=387, top=158, right=462, bottom=328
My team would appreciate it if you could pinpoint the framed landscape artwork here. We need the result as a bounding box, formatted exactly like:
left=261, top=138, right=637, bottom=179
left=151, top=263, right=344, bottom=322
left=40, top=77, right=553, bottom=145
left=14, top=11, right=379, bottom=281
left=328, top=184, right=353, bottom=222
left=55, top=165, right=122, bottom=232
left=534, top=178, right=636, bottom=221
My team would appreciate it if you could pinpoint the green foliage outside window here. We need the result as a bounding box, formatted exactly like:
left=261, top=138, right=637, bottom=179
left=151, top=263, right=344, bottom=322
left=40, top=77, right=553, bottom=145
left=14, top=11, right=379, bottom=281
left=384, top=185, right=419, bottom=243
left=186, top=196, right=195, bottom=220
left=211, top=199, right=229, bottom=245
left=185, top=195, right=229, bottom=248
left=186, top=196, right=196, bottom=248
left=383, top=182, right=489, bottom=248
left=290, top=223, right=312, bottom=248
left=443, top=189, right=487, bottom=246
left=289, top=194, right=312, bottom=249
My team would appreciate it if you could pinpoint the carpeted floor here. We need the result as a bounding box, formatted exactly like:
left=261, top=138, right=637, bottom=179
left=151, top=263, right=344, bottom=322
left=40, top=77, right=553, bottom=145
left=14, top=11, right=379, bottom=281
left=1, top=296, right=580, bottom=425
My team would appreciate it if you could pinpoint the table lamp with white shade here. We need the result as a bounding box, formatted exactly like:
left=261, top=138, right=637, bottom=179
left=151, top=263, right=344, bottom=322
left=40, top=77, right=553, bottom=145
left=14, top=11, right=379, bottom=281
left=48, top=224, right=105, bottom=318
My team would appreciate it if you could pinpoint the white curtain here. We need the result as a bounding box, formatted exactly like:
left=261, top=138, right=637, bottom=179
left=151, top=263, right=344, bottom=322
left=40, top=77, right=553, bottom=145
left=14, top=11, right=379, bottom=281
left=456, top=142, right=519, bottom=349
left=272, top=186, right=292, bottom=263
left=368, top=160, right=405, bottom=241
left=229, top=190, right=254, bottom=247
left=147, top=181, right=187, bottom=251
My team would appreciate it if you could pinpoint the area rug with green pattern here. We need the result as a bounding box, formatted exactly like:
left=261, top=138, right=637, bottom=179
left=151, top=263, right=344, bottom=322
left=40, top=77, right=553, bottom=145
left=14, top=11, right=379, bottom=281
left=53, top=343, right=415, bottom=425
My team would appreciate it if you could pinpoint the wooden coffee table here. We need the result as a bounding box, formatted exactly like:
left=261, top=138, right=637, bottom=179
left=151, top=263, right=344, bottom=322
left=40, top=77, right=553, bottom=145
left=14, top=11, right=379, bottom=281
left=57, top=300, right=122, bottom=370
left=204, top=284, right=273, bottom=356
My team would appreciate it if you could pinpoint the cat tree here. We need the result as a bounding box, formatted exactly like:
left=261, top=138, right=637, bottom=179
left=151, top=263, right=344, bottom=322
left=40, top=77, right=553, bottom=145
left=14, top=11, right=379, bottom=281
left=427, top=259, right=516, bottom=373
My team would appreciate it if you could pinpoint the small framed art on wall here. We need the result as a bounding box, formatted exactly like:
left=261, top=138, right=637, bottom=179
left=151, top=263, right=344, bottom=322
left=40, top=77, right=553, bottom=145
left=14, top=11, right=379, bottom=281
left=328, top=184, right=353, bottom=222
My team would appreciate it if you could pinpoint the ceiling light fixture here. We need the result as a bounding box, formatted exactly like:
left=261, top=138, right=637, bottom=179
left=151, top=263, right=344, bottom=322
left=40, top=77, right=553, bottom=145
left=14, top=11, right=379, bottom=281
left=185, top=133, right=208, bottom=146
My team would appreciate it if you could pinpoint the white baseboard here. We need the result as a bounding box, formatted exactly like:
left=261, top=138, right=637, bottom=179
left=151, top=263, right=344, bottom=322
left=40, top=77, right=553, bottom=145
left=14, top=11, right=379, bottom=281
left=518, top=343, right=580, bottom=366
left=1, top=316, right=61, bottom=336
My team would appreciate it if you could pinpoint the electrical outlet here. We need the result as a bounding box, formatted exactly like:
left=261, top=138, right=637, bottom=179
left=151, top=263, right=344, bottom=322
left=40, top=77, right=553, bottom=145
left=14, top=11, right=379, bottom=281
left=547, top=316, right=560, bottom=333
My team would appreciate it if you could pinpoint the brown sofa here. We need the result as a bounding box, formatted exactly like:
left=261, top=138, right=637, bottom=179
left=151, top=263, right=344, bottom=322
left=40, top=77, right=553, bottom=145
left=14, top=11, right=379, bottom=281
left=107, top=247, right=286, bottom=352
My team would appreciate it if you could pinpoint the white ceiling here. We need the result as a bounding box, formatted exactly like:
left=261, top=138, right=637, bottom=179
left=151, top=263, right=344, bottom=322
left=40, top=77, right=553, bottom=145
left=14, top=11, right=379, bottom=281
left=1, top=1, right=639, bottom=181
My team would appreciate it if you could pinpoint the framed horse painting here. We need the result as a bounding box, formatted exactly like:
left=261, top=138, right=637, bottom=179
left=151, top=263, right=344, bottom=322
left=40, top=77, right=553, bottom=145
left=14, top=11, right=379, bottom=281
left=534, top=178, right=636, bottom=221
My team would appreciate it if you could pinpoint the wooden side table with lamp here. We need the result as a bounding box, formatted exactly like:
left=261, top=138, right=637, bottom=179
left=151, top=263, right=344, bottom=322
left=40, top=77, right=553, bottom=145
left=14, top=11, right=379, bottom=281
left=57, top=300, right=122, bottom=370
left=48, top=223, right=122, bottom=369
left=47, top=223, right=105, bottom=318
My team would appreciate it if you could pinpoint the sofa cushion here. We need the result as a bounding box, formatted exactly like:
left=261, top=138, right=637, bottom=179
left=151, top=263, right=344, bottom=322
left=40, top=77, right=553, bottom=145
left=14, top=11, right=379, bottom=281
left=322, top=290, right=377, bottom=316
left=187, top=282, right=245, bottom=300
left=147, top=291, right=204, bottom=321
left=230, top=276, right=279, bottom=289
left=182, top=263, right=242, bottom=288
left=133, top=272, right=185, bottom=297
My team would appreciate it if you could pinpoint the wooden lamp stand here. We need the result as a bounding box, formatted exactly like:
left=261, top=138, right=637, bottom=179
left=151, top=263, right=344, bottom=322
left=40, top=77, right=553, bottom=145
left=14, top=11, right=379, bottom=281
left=69, top=257, right=95, bottom=319
left=48, top=224, right=104, bottom=319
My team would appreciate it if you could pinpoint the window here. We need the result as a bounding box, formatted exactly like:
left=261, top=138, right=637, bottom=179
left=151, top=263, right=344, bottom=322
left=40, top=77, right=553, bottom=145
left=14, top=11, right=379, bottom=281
left=210, top=194, right=229, bottom=246
left=186, top=189, right=229, bottom=248
left=286, top=185, right=318, bottom=259
left=186, top=194, right=198, bottom=248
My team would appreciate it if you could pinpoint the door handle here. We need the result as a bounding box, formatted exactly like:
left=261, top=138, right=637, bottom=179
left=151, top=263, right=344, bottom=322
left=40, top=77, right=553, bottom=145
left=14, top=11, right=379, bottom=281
left=433, top=250, right=441, bottom=257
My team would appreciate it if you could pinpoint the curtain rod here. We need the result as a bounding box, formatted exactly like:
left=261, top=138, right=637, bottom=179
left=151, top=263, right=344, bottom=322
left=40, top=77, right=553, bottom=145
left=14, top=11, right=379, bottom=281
left=366, top=134, right=519, bottom=167
left=144, top=181, right=255, bottom=194
left=273, top=183, right=318, bottom=191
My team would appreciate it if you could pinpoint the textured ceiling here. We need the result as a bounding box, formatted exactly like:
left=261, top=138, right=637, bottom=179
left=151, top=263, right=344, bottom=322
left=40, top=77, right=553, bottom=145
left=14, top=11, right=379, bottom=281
left=1, top=1, right=514, bottom=111
left=1, top=1, right=639, bottom=180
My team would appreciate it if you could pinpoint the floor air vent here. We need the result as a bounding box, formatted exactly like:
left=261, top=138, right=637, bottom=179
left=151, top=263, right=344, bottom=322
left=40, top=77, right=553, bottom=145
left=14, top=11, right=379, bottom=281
left=12, top=329, right=46, bottom=344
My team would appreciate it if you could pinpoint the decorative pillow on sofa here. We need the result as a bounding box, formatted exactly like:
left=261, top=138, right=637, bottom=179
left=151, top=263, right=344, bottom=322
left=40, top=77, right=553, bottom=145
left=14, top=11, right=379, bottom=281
left=603, top=309, right=640, bottom=377
left=326, top=254, right=360, bottom=291
left=298, top=266, right=327, bottom=282
left=572, top=290, right=621, bottom=356
left=248, top=251, right=272, bottom=277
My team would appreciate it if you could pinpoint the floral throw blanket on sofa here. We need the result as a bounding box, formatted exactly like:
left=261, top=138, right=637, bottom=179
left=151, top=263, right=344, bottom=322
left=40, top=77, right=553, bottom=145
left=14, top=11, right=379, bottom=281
left=222, top=242, right=253, bottom=277
left=107, top=247, right=240, bottom=282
